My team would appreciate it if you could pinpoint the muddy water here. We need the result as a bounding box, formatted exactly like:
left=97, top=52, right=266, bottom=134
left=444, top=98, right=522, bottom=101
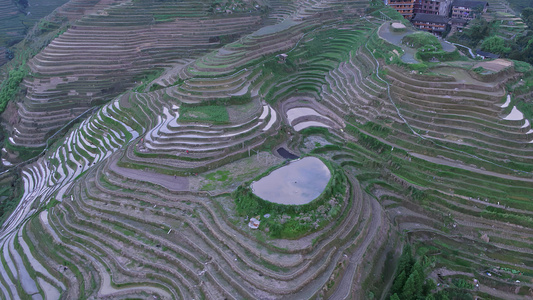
left=251, top=157, right=331, bottom=205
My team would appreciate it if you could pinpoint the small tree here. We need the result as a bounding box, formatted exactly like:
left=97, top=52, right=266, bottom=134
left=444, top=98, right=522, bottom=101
left=481, top=36, right=511, bottom=55
left=401, top=271, right=419, bottom=299
left=391, top=270, right=407, bottom=294
left=390, top=293, right=401, bottom=300
left=521, top=7, right=533, bottom=28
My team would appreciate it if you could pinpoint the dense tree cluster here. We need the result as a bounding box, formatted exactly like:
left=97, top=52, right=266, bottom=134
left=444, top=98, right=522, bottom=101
left=449, top=10, right=533, bottom=64
left=510, top=8, right=533, bottom=63
left=523, top=8, right=533, bottom=27
left=0, top=66, right=26, bottom=113
left=389, top=245, right=476, bottom=300
left=0, top=175, right=21, bottom=225
left=481, top=36, right=511, bottom=55
left=507, top=0, right=533, bottom=14
left=389, top=245, right=437, bottom=300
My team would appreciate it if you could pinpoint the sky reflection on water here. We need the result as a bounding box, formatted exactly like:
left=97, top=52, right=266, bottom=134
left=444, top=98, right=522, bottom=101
left=251, top=157, right=331, bottom=205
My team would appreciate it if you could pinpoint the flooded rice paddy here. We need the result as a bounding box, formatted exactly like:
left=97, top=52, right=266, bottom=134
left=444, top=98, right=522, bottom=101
left=251, top=157, right=331, bottom=205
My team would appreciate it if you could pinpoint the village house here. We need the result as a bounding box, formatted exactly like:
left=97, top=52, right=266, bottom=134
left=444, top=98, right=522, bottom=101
left=413, top=0, right=452, bottom=15
left=475, top=49, right=500, bottom=59
left=386, top=0, right=416, bottom=19
left=449, top=18, right=468, bottom=32
left=411, top=13, right=449, bottom=35
left=451, top=0, right=488, bottom=20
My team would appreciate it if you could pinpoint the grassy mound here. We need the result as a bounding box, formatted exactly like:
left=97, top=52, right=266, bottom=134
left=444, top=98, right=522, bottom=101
left=402, top=32, right=442, bottom=51
left=401, top=32, right=461, bottom=62
left=232, top=158, right=346, bottom=239
left=180, top=105, right=229, bottom=123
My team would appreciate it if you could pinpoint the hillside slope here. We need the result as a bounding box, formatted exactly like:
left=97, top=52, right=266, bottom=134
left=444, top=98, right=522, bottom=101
left=0, top=0, right=533, bottom=299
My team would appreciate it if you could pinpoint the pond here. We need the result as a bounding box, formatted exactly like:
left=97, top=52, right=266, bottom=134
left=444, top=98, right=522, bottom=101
left=250, top=157, right=331, bottom=205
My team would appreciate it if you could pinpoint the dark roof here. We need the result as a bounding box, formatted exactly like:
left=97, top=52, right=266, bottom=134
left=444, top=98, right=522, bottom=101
left=475, top=50, right=500, bottom=59
left=452, top=0, right=488, bottom=8
left=412, top=13, right=449, bottom=24
left=450, top=18, right=468, bottom=24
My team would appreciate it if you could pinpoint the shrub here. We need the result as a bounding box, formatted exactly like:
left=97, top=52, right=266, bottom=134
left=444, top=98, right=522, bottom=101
left=416, top=50, right=462, bottom=62
left=0, top=66, right=27, bottom=113
left=481, top=36, right=511, bottom=55
left=402, top=32, right=443, bottom=51
left=133, top=68, right=164, bottom=92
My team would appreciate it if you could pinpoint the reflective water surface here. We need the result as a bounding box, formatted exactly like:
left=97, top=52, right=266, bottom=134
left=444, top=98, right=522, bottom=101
left=251, top=157, right=331, bottom=205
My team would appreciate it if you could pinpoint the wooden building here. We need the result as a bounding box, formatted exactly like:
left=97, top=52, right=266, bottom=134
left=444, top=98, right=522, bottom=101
left=451, top=0, right=488, bottom=20
left=411, top=13, right=449, bottom=35
left=386, top=0, right=416, bottom=19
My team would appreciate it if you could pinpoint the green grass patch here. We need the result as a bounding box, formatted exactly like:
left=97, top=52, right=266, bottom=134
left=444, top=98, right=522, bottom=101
left=416, top=50, right=462, bottom=62
left=133, top=68, right=165, bottom=93
left=179, top=105, right=229, bottom=123
left=402, top=32, right=442, bottom=51
left=205, top=170, right=231, bottom=181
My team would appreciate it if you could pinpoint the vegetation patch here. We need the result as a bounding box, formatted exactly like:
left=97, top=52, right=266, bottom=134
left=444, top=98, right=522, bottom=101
left=402, top=32, right=442, bottom=52
left=389, top=245, right=476, bottom=300
left=232, top=158, right=346, bottom=239
left=0, top=66, right=26, bottom=114
left=133, top=69, right=165, bottom=93
left=205, top=170, right=231, bottom=181
left=399, top=32, right=461, bottom=62
left=0, top=174, right=23, bottom=226
left=480, top=36, right=511, bottom=56
left=183, top=93, right=252, bottom=107
left=448, top=13, right=533, bottom=65
left=416, top=50, right=461, bottom=62
left=180, top=105, right=229, bottom=123
left=389, top=245, right=437, bottom=299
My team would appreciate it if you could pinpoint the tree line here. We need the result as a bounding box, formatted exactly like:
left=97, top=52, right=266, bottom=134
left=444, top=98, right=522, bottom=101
left=389, top=245, right=474, bottom=300
left=0, top=66, right=26, bottom=113
left=449, top=8, right=533, bottom=64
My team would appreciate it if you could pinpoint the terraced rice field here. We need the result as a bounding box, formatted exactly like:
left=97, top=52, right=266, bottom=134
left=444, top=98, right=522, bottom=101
left=483, top=0, right=528, bottom=41
left=0, top=0, right=25, bottom=50
left=0, top=0, right=70, bottom=64
left=1, top=0, right=533, bottom=299
left=7, top=0, right=269, bottom=149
